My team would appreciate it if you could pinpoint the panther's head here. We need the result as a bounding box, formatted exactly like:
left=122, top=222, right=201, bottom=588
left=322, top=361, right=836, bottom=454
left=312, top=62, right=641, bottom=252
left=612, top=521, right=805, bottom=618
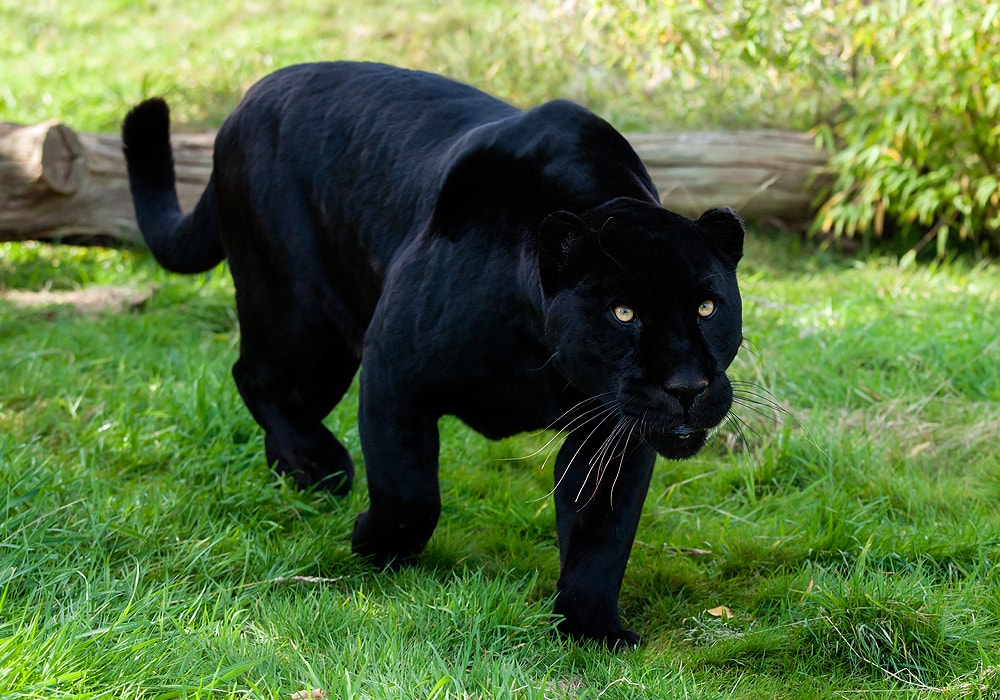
left=538, top=197, right=744, bottom=460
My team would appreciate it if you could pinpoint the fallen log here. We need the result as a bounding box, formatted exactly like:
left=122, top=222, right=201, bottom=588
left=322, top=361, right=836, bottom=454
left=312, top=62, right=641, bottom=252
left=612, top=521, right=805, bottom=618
left=627, top=130, right=833, bottom=225
left=0, top=121, right=830, bottom=246
left=0, top=121, right=212, bottom=246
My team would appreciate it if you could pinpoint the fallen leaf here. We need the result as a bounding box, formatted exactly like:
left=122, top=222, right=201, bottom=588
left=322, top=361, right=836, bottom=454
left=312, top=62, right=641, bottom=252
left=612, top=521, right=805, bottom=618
left=706, top=605, right=735, bottom=620
left=290, top=690, right=327, bottom=700
left=910, top=441, right=933, bottom=458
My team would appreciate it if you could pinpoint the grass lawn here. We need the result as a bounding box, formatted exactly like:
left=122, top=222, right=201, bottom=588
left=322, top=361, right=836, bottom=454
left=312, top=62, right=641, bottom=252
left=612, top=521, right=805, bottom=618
left=3, top=1, right=1000, bottom=698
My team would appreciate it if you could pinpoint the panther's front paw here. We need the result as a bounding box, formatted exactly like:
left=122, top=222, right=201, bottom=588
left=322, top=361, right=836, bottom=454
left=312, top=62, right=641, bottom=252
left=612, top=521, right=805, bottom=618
left=555, top=618, right=642, bottom=652
left=601, top=629, right=642, bottom=652
left=350, top=511, right=422, bottom=570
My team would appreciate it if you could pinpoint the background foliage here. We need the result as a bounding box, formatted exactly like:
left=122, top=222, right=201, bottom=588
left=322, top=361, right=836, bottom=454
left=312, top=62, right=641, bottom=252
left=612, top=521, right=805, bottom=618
left=816, top=1, right=1000, bottom=257
left=2, top=0, right=996, bottom=255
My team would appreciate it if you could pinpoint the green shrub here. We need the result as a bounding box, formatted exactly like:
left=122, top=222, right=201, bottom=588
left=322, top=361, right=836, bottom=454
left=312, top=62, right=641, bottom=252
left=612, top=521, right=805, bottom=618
left=816, top=1, right=1000, bottom=256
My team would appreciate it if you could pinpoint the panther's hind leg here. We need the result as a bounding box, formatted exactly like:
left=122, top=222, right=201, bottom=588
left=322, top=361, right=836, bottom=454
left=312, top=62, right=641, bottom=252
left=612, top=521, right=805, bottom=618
left=232, top=292, right=362, bottom=495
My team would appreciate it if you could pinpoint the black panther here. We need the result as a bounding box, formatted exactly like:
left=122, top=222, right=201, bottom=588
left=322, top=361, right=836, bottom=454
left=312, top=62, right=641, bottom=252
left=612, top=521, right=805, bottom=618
left=122, top=62, right=744, bottom=648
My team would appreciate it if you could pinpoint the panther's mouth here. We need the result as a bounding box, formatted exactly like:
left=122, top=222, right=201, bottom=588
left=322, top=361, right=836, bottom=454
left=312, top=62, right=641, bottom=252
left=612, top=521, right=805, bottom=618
left=643, top=424, right=709, bottom=460
left=615, top=381, right=732, bottom=460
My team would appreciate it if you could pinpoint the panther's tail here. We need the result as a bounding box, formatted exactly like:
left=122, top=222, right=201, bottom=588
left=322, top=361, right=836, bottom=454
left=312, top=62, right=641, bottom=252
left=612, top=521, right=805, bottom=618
left=121, top=98, right=225, bottom=273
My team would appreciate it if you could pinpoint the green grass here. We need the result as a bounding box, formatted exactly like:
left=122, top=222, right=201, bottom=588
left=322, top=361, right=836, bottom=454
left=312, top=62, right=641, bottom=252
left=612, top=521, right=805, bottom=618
left=0, top=0, right=835, bottom=133
left=0, top=0, right=564, bottom=132
left=2, top=237, right=998, bottom=698
left=3, top=1, right=1000, bottom=697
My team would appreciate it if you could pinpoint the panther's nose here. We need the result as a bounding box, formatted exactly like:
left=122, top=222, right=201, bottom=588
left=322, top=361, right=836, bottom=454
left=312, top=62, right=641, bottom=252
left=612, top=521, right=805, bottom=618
left=664, top=371, right=708, bottom=408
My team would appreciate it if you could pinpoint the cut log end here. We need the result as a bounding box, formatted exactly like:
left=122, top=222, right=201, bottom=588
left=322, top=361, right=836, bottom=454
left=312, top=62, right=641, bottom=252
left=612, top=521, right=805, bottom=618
left=41, top=123, right=85, bottom=194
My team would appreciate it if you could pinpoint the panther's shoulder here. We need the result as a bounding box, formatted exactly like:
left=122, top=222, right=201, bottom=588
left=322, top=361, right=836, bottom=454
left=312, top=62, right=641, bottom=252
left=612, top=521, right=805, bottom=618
left=431, top=100, right=658, bottom=238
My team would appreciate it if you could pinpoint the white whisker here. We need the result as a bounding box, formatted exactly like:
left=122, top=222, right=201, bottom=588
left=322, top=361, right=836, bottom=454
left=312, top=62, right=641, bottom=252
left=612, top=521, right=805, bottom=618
left=559, top=410, right=617, bottom=498
left=501, top=400, right=614, bottom=463
left=589, top=417, right=627, bottom=467
left=608, top=418, right=639, bottom=510
left=727, top=411, right=764, bottom=442
left=526, top=392, right=616, bottom=438
left=533, top=406, right=618, bottom=503
left=578, top=416, right=634, bottom=510
left=575, top=418, right=628, bottom=504
left=721, top=412, right=763, bottom=470
left=728, top=377, right=831, bottom=462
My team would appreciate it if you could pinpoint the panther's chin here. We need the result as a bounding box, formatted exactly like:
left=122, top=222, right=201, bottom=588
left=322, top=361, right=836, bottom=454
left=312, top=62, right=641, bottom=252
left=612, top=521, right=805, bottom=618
left=646, top=427, right=708, bottom=460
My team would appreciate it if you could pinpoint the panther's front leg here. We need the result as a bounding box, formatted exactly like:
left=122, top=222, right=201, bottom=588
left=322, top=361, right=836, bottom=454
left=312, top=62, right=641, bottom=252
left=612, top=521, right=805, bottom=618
left=551, top=423, right=656, bottom=650
left=350, top=365, right=442, bottom=570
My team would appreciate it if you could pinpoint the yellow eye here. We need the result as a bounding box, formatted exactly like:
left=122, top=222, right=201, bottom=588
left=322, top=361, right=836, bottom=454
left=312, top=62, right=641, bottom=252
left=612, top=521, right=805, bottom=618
left=698, top=300, right=716, bottom=318
left=613, top=305, right=635, bottom=323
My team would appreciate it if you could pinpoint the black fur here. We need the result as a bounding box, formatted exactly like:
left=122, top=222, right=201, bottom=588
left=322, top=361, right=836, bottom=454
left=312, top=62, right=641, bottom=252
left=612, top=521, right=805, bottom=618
left=121, top=98, right=224, bottom=273
left=122, top=62, right=744, bottom=649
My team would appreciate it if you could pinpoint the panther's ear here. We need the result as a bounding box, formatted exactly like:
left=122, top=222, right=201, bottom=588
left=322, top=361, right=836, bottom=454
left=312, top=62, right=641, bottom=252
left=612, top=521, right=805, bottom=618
left=697, top=207, right=744, bottom=268
left=538, top=210, right=587, bottom=295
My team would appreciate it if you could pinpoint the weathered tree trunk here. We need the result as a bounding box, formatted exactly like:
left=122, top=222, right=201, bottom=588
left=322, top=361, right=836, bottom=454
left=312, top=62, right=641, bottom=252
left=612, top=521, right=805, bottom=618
left=0, top=121, right=830, bottom=246
left=626, top=130, right=832, bottom=224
